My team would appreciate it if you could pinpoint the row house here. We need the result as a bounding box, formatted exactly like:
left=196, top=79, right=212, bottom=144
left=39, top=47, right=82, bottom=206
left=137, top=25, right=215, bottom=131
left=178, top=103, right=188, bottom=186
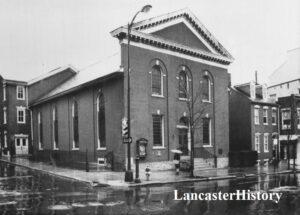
left=229, top=81, right=279, bottom=165
left=0, top=76, right=31, bottom=157
left=277, top=94, right=300, bottom=165
left=29, top=9, right=234, bottom=170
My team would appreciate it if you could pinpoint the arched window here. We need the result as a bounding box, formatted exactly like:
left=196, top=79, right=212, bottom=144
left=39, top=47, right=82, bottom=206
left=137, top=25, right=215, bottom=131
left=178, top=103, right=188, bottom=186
left=97, top=92, right=106, bottom=149
left=52, top=106, right=58, bottom=149
left=179, top=71, right=188, bottom=99
left=202, top=75, right=211, bottom=101
left=151, top=65, right=163, bottom=96
left=72, top=101, right=79, bottom=149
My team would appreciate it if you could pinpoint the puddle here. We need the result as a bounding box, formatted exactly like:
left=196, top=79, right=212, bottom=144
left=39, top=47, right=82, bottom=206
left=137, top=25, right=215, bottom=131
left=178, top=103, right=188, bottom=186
left=0, top=190, right=22, bottom=197
left=269, top=186, right=299, bottom=193
left=72, top=203, right=87, bottom=207
left=105, top=201, right=125, bottom=207
left=0, top=201, right=17, bottom=206
left=87, top=202, right=104, bottom=206
left=48, top=204, right=72, bottom=210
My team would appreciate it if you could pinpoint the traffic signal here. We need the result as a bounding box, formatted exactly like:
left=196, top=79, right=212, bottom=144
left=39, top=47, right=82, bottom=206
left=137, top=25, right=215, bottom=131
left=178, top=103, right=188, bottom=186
left=122, top=117, right=128, bottom=137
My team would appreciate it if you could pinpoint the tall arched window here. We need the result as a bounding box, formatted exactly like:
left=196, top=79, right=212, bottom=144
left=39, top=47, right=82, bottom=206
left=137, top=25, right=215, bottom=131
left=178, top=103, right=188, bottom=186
left=151, top=65, right=163, bottom=96
left=97, top=92, right=106, bottom=149
left=202, top=75, right=211, bottom=101
left=52, top=106, right=58, bottom=149
left=179, top=71, right=188, bottom=99
left=72, top=100, right=79, bottom=149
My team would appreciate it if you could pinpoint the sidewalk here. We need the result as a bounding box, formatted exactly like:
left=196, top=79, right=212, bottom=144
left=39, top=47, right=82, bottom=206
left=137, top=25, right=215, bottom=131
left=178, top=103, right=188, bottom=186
left=0, top=157, right=297, bottom=188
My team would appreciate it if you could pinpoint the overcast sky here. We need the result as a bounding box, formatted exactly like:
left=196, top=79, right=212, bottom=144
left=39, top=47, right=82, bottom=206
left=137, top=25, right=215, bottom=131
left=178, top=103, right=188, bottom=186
left=0, top=0, right=299, bottom=84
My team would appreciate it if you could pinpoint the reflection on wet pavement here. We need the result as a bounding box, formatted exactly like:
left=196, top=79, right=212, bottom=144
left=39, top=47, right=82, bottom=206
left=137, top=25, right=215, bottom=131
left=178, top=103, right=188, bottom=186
left=0, top=162, right=300, bottom=214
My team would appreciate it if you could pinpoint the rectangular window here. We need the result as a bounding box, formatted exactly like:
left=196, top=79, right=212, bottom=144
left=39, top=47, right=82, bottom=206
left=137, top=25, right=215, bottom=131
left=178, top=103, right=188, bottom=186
left=297, top=108, right=300, bottom=129
left=255, top=133, right=260, bottom=153
left=152, top=114, right=164, bottom=148
left=72, top=101, right=79, bottom=149
left=17, top=107, right=26, bottom=123
left=272, top=108, right=277, bottom=125
left=263, top=108, right=268, bottom=125
left=264, top=134, right=269, bottom=152
left=3, top=107, right=7, bottom=124
left=281, top=108, right=291, bottom=130
left=53, top=106, right=59, bottom=150
left=203, top=118, right=211, bottom=146
left=254, top=107, right=259, bottom=125
left=3, top=85, right=6, bottom=101
left=38, top=112, right=43, bottom=150
left=4, top=131, right=7, bottom=148
left=16, top=86, right=25, bottom=100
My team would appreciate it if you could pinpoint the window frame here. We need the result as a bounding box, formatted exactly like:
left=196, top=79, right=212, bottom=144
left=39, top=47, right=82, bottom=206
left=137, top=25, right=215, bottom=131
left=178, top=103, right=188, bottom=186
left=263, top=107, right=268, bottom=125
left=16, top=85, right=25, bottom=100
left=254, top=107, right=260, bottom=125
left=202, top=117, right=212, bottom=147
left=263, top=133, right=269, bottom=152
left=3, top=85, right=6, bottom=101
left=178, top=70, right=189, bottom=100
left=151, top=65, right=164, bottom=97
left=97, top=92, right=106, bottom=150
left=72, top=101, right=79, bottom=150
left=52, top=106, right=59, bottom=150
left=17, top=106, right=26, bottom=124
left=281, top=108, right=291, bottom=130
left=3, top=107, right=7, bottom=124
left=38, top=112, right=43, bottom=150
left=152, top=114, right=164, bottom=149
left=202, top=75, right=212, bottom=102
left=255, top=133, right=260, bottom=153
left=4, top=131, right=7, bottom=148
left=297, top=108, right=300, bottom=129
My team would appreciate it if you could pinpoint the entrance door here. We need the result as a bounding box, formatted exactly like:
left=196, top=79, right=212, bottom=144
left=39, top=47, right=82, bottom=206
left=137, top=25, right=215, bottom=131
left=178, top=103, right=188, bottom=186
left=178, top=128, right=188, bottom=155
left=15, top=137, right=28, bottom=155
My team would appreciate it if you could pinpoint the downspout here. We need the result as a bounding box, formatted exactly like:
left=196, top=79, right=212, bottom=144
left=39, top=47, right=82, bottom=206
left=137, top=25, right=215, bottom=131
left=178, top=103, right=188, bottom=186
left=166, top=66, right=170, bottom=160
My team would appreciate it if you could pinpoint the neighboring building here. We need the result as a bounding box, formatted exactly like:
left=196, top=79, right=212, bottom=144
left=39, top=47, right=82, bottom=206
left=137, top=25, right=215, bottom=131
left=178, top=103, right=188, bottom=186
left=29, top=8, right=233, bottom=170
left=277, top=94, right=300, bottom=165
left=268, top=48, right=300, bottom=101
left=229, top=81, right=279, bottom=165
left=0, top=78, right=31, bottom=157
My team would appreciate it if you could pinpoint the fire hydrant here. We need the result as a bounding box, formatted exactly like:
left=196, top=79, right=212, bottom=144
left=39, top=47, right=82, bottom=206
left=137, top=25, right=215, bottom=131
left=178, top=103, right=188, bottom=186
left=145, top=166, right=151, bottom=181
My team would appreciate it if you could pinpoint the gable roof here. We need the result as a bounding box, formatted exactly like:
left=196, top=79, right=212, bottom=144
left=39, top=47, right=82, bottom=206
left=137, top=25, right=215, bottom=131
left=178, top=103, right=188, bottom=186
left=30, top=53, right=122, bottom=106
left=111, top=8, right=233, bottom=64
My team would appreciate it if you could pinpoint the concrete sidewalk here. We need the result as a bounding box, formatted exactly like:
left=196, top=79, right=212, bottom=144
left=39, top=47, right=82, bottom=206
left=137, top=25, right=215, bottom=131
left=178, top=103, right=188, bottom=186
left=0, top=157, right=296, bottom=188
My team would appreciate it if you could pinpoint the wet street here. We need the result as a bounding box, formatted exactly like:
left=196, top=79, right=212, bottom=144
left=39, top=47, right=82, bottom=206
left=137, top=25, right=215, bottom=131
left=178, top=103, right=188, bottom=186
left=0, top=162, right=300, bottom=215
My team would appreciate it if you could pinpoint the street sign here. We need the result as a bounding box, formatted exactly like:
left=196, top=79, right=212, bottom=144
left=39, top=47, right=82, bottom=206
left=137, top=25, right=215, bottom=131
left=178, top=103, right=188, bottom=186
left=123, top=137, right=132, bottom=144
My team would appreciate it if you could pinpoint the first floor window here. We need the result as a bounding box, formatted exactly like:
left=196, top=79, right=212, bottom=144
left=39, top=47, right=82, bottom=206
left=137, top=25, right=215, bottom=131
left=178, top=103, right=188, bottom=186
left=264, top=134, right=269, bottom=152
left=152, top=114, right=163, bottom=147
left=255, top=133, right=260, bottom=153
left=72, top=101, right=79, bottom=149
left=38, top=112, right=43, bottom=150
left=203, top=118, right=211, bottom=146
left=52, top=106, right=58, bottom=149
left=97, top=92, right=106, bottom=149
left=17, top=107, right=26, bottom=123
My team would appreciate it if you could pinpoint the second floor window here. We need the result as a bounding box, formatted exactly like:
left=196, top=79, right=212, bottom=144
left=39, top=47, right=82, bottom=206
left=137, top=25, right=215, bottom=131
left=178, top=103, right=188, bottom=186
left=272, top=109, right=277, bottom=125
left=17, top=107, right=26, bottom=123
left=254, top=107, right=259, bottom=125
left=179, top=71, right=188, bottom=99
left=263, top=108, right=268, bottom=124
left=281, top=108, right=291, bottom=130
left=72, top=101, right=79, bottom=149
left=152, top=114, right=164, bottom=148
left=17, top=86, right=25, bottom=100
left=151, top=65, right=163, bottom=96
left=202, top=76, right=211, bottom=101
left=264, top=134, right=269, bottom=152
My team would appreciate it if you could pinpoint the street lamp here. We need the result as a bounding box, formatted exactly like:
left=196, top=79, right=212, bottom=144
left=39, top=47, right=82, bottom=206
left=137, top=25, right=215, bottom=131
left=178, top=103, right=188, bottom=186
left=125, top=4, right=152, bottom=183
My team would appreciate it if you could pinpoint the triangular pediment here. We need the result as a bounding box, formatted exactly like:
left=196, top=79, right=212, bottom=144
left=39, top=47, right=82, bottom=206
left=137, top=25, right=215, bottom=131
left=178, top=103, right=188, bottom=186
left=150, top=22, right=211, bottom=53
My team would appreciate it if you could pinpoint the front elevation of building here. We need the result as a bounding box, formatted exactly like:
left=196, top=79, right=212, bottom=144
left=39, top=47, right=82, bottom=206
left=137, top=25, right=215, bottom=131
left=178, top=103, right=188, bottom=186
left=30, top=8, right=233, bottom=170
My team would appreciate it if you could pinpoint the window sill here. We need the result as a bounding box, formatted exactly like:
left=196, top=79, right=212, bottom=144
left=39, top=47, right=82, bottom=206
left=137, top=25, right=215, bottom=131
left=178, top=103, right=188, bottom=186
left=202, top=145, right=213, bottom=148
left=153, top=146, right=165, bottom=150
left=263, top=123, right=268, bottom=125
left=17, top=122, right=26, bottom=124
left=17, top=98, right=25, bottom=101
left=254, top=123, right=260, bottom=125
left=264, top=151, right=269, bottom=153
left=202, top=100, right=212, bottom=104
left=178, top=98, right=188, bottom=101
left=72, top=148, right=79, bottom=151
left=152, top=94, right=164, bottom=98
left=97, top=147, right=107, bottom=151
left=272, top=123, right=277, bottom=126
left=53, top=148, right=59, bottom=151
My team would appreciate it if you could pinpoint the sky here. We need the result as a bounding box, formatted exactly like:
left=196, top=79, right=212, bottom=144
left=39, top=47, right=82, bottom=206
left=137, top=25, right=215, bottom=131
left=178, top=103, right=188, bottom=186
left=0, top=0, right=299, bottom=85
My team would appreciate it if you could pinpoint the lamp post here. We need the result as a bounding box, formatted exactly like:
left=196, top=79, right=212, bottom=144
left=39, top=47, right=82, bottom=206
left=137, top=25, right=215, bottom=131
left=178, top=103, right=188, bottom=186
left=125, top=4, right=152, bottom=182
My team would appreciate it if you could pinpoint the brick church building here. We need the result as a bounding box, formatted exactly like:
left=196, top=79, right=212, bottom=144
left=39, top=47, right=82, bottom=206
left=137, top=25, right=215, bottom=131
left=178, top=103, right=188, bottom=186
left=29, top=9, right=233, bottom=170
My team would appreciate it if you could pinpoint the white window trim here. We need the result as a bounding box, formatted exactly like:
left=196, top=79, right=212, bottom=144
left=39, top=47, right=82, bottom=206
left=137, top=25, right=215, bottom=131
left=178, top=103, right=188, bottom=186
left=263, top=108, right=268, bottom=125
left=255, top=133, right=260, bottom=153
left=38, top=112, right=43, bottom=150
left=16, top=85, right=25, bottom=100
left=17, top=106, right=26, bottom=124
left=71, top=102, right=79, bottom=150
left=3, top=107, right=7, bottom=124
left=254, top=107, right=260, bottom=125
left=96, top=96, right=106, bottom=150
left=203, top=118, right=212, bottom=147
left=52, top=107, right=59, bottom=150
left=3, top=85, right=6, bottom=101
left=151, top=68, right=164, bottom=97
left=263, top=133, right=269, bottom=152
left=152, top=115, right=165, bottom=149
left=281, top=108, right=291, bottom=130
